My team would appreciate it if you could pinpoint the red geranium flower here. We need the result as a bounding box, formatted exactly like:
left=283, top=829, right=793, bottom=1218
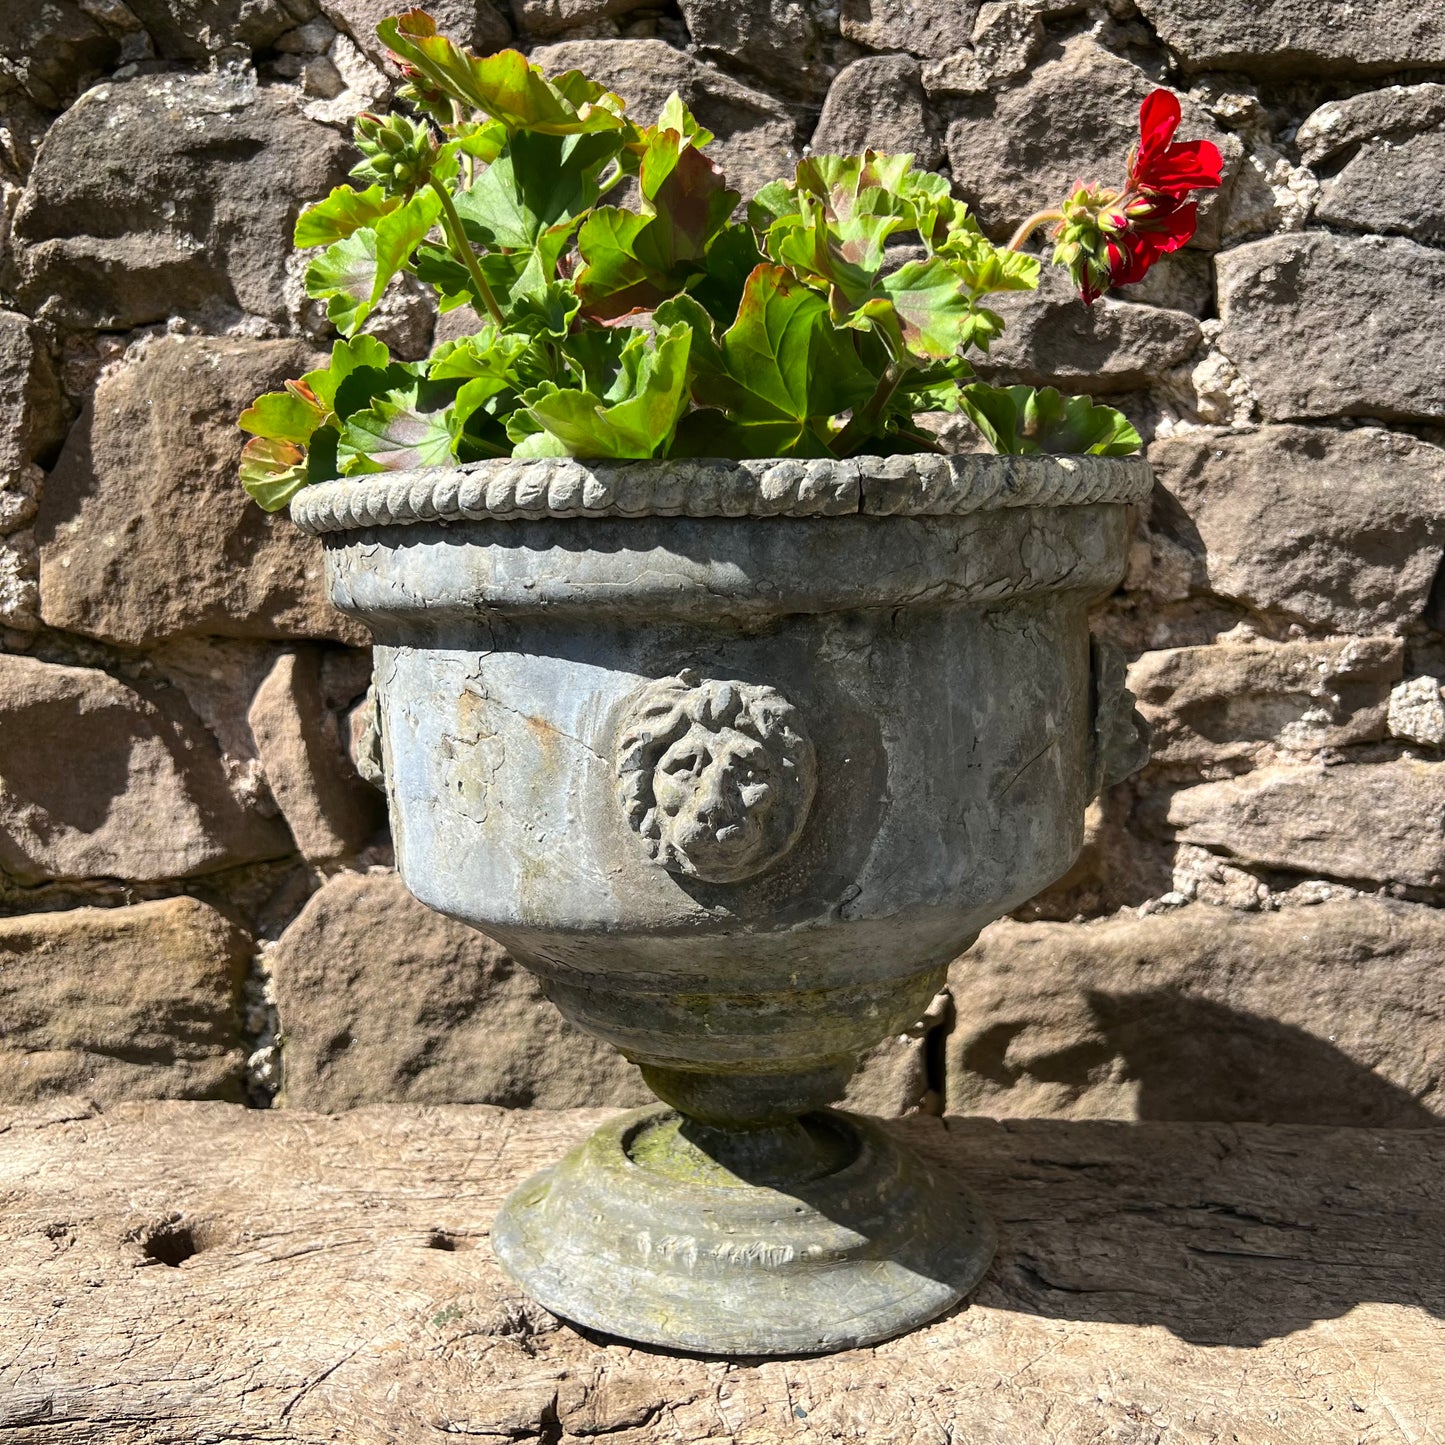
left=1102, top=196, right=1199, bottom=292
left=1021, top=89, right=1224, bottom=305
left=1129, top=90, right=1224, bottom=199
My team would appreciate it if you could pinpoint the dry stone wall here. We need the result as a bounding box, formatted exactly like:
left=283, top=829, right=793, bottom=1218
left=1, top=0, right=1443, bottom=1125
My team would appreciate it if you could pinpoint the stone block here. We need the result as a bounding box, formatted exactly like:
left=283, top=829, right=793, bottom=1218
left=320, top=0, right=509, bottom=62
left=810, top=55, right=942, bottom=169
left=0, top=897, right=250, bottom=1103
left=126, top=0, right=297, bottom=59
left=36, top=334, right=367, bottom=647
left=1301, top=85, right=1445, bottom=248
left=248, top=649, right=385, bottom=864
left=1317, top=131, right=1445, bottom=248
left=527, top=40, right=797, bottom=200
left=676, top=0, right=828, bottom=97
left=948, top=900, right=1445, bottom=1125
left=839, top=0, right=979, bottom=59
left=0, top=654, right=292, bottom=884
left=0, top=533, right=38, bottom=628
left=1134, top=0, right=1445, bottom=77
left=1165, top=761, right=1445, bottom=891
left=1216, top=233, right=1445, bottom=424
left=979, top=264, right=1201, bottom=394
left=0, top=310, right=65, bottom=536
left=1114, top=246, right=1213, bottom=317
left=1218, top=141, right=1318, bottom=243
left=1148, top=426, right=1445, bottom=633
left=0, top=0, right=120, bottom=110
left=843, top=1033, right=930, bottom=1116
left=271, top=870, right=653, bottom=1110
left=1129, top=637, right=1401, bottom=767
left=508, top=0, right=647, bottom=39
left=928, top=0, right=1045, bottom=92
left=8, top=71, right=350, bottom=330
left=1388, top=676, right=1445, bottom=747
left=1296, top=83, right=1445, bottom=167
left=945, top=37, right=1239, bottom=247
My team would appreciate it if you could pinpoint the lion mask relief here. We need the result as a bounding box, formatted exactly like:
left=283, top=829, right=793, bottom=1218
left=614, top=672, right=817, bottom=885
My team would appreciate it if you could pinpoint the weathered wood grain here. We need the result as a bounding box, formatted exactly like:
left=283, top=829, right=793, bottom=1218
left=2, top=1101, right=1441, bottom=1443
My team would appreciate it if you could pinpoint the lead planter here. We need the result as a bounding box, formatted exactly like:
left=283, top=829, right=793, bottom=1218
left=292, top=452, right=1153, bottom=1355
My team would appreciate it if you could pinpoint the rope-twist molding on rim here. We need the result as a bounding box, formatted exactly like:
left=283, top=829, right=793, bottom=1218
left=289, top=453, right=1155, bottom=535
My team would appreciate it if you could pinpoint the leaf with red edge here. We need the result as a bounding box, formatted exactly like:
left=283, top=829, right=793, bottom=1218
left=573, top=207, right=671, bottom=320
left=238, top=381, right=327, bottom=442
left=239, top=436, right=308, bottom=511
left=637, top=129, right=737, bottom=267
left=337, top=382, right=459, bottom=473
left=379, top=17, right=626, bottom=135
left=574, top=126, right=736, bottom=319
left=303, top=189, right=441, bottom=335
left=658, top=266, right=874, bottom=456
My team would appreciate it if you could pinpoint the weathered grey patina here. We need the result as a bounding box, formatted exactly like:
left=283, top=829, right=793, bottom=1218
left=293, top=452, right=1152, bottom=1354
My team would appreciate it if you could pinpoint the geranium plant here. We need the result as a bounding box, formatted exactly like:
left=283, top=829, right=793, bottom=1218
left=239, top=9, right=1222, bottom=510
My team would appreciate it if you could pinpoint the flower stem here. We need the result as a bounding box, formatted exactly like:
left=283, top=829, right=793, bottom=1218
left=1007, top=209, right=1065, bottom=252
left=830, top=360, right=905, bottom=458
left=429, top=177, right=506, bottom=329
left=451, top=100, right=475, bottom=190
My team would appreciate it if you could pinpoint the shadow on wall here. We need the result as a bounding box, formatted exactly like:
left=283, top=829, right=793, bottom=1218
left=1088, top=989, right=1439, bottom=1127
left=959, top=989, right=1439, bottom=1128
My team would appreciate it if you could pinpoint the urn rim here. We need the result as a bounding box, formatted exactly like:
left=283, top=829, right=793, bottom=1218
left=289, top=452, right=1152, bottom=536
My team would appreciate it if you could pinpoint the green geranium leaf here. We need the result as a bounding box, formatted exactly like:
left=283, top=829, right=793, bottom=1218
left=510, top=280, right=583, bottom=339
left=455, top=129, right=621, bottom=303
left=429, top=327, right=535, bottom=383
left=305, top=189, right=442, bottom=336
left=746, top=178, right=798, bottom=233
left=661, top=266, right=875, bottom=456
left=237, top=380, right=327, bottom=443
left=240, top=436, right=309, bottom=511
left=411, top=240, right=475, bottom=312
left=379, top=15, right=627, bottom=135
left=301, top=336, right=394, bottom=413
left=655, top=91, right=714, bottom=147
left=687, top=222, right=766, bottom=326
left=893, top=355, right=974, bottom=414
left=939, top=225, right=1040, bottom=295
left=574, top=206, right=668, bottom=320
left=304, top=424, right=341, bottom=484
left=519, top=322, right=692, bottom=458
left=636, top=127, right=737, bottom=266
left=668, top=407, right=817, bottom=459
left=338, top=381, right=461, bottom=474
left=304, top=230, right=376, bottom=335
left=958, top=384, right=1142, bottom=456
left=575, top=125, right=735, bottom=320
left=503, top=389, right=558, bottom=454
left=447, top=375, right=517, bottom=461
left=442, top=119, right=508, bottom=164
left=295, top=184, right=400, bottom=248
left=877, top=257, right=986, bottom=359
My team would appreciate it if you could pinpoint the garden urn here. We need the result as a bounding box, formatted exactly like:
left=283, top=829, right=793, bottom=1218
left=291, top=450, right=1153, bottom=1355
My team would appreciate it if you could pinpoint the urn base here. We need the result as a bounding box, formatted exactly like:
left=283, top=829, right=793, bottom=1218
left=491, top=1105, right=995, bottom=1356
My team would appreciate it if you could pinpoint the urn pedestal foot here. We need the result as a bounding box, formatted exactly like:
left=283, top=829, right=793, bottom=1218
left=492, top=1105, right=995, bottom=1356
